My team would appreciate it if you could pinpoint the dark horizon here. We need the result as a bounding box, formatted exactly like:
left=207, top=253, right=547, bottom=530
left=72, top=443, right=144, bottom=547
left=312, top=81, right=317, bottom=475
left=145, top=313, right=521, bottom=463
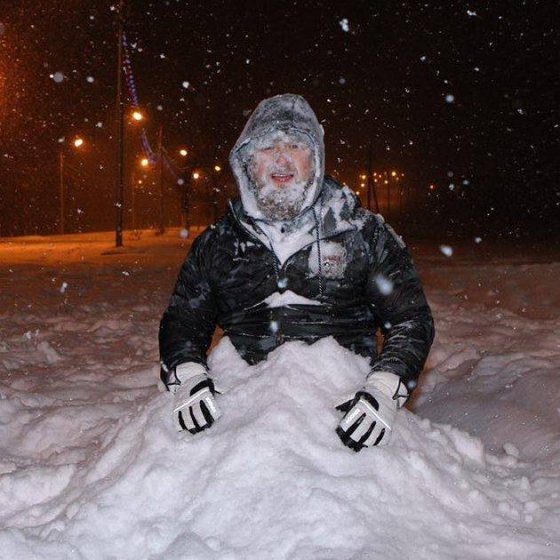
left=1, top=1, right=558, bottom=240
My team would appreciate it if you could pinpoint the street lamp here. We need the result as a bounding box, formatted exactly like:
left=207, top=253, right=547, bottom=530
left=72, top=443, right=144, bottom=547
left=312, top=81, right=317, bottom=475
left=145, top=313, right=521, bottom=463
left=59, top=136, right=85, bottom=235
left=131, top=158, right=149, bottom=231
left=210, top=164, right=224, bottom=221
left=131, top=110, right=144, bottom=122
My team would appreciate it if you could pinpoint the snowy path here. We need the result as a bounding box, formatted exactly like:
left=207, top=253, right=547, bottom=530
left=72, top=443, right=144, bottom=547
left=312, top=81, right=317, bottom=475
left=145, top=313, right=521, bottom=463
left=1, top=232, right=559, bottom=559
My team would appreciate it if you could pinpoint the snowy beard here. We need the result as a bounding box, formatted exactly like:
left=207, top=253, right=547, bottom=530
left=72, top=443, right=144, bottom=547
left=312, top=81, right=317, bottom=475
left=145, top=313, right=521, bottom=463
left=248, top=163, right=315, bottom=222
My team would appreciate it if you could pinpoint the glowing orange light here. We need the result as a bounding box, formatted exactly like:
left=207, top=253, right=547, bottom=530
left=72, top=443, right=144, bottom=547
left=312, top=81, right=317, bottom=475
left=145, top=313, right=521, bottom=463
left=73, top=137, right=84, bottom=148
left=214, top=165, right=222, bottom=172
left=140, top=158, right=150, bottom=167
left=132, top=111, right=144, bottom=122
left=192, top=172, right=200, bottom=179
left=179, top=149, right=188, bottom=157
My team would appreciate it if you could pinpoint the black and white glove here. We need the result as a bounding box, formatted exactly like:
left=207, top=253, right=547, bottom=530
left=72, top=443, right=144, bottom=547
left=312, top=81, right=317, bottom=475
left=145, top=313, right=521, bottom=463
left=336, top=371, right=408, bottom=452
left=170, top=363, right=222, bottom=434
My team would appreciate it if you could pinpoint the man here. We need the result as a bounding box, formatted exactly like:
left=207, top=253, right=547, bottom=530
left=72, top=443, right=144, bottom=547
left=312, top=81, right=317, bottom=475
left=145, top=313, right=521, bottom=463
left=159, top=94, right=434, bottom=452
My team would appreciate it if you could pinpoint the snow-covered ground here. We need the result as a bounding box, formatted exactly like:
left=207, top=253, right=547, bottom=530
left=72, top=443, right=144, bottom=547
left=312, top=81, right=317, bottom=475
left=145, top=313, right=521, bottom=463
left=1, top=229, right=559, bottom=559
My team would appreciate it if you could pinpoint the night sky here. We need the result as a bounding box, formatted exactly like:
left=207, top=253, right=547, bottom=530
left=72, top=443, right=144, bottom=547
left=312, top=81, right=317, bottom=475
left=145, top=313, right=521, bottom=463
left=1, top=1, right=558, bottom=239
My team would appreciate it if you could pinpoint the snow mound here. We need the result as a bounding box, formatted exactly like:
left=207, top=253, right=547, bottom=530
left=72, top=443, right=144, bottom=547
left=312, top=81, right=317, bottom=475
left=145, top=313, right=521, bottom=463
left=1, top=338, right=556, bottom=559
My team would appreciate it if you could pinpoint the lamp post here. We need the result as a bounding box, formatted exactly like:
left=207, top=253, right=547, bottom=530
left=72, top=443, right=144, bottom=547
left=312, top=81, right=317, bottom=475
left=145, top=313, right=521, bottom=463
left=59, top=136, right=85, bottom=235
left=361, top=142, right=379, bottom=213
left=114, top=0, right=126, bottom=247
left=388, top=170, right=398, bottom=221
left=175, top=149, right=190, bottom=230
left=59, top=152, right=65, bottom=235
left=187, top=170, right=200, bottom=230
left=365, top=142, right=372, bottom=211
left=158, top=125, right=165, bottom=234
left=131, top=157, right=152, bottom=230
left=382, top=173, right=390, bottom=220
left=212, top=164, right=222, bottom=222
left=130, top=168, right=136, bottom=231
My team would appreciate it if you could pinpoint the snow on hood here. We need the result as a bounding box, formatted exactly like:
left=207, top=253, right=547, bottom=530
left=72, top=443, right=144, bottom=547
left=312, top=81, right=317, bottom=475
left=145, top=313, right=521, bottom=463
left=229, top=93, right=325, bottom=221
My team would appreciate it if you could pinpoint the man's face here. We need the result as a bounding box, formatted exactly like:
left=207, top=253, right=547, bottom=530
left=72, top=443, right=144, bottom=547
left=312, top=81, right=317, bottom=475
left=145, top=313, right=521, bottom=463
left=248, top=135, right=315, bottom=221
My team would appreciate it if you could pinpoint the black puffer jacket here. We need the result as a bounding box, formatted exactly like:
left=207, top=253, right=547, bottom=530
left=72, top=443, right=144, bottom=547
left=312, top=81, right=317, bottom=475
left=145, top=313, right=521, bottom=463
left=159, top=176, right=434, bottom=393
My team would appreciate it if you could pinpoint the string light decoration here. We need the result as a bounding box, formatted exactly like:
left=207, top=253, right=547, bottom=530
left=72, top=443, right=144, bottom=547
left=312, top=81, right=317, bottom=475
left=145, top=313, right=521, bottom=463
left=122, top=33, right=180, bottom=179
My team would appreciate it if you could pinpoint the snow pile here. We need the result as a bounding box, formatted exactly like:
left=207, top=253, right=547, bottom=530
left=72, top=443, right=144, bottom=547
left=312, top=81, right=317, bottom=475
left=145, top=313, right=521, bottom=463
left=0, top=232, right=559, bottom=559
left=0, top=336, right=557, bottom=559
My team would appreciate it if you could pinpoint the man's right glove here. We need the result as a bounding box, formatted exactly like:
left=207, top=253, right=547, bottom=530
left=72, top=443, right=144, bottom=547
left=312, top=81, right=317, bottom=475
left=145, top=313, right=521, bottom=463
left=336, top=371, right=408, bottom=452
left=170, top=363, right=222, bottom=434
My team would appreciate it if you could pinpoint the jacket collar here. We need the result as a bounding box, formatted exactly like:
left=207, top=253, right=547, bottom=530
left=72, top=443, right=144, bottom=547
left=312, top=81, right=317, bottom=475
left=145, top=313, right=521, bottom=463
left=228, top=176, right=359, bottom=243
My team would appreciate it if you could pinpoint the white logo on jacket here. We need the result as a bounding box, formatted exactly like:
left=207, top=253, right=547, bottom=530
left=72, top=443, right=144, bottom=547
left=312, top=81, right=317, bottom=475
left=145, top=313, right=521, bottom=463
left=308, top=241, right=347, bottom=279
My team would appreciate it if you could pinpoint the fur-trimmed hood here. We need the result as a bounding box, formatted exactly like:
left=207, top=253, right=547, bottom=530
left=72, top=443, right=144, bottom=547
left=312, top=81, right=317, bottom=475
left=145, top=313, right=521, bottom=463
left=229, top=94, right=325, bottom=221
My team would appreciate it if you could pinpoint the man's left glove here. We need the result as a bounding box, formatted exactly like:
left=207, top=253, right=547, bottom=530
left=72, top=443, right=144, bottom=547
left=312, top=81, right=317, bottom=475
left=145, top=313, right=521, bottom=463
left=336, top=371, right=408, bottom=452
left=170, top=363, right=222, bottom=433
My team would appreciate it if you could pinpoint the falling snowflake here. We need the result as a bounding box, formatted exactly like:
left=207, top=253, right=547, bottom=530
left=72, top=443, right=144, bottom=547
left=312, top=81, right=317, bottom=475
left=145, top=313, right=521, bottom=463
left=60, top=282, right=68, bottom=294
left=86, top=76, right=95, bottom=83
left=182, top=81, right=190, bottom=89
left=439, top=245, right=454, bottom=257
left=445, top=94, right=455, bottom=103
left=52, top=72, right=64, bottom=83
left=180, top=229, right=190, bottom=239
left=375, top=275, right=394, bottom=295
left=339, top=18, right=349, bottom=32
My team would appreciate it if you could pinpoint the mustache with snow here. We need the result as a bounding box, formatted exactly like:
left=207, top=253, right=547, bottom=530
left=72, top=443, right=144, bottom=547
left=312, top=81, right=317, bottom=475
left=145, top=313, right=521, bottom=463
left=246, top=132, right=316, bottom=222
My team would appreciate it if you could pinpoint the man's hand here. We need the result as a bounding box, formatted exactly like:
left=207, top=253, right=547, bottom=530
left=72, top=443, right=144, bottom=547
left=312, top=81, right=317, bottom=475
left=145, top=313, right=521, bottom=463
left=336, top=372, right=408, bottom=452
left=171, top=363, right=222, bottom=434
